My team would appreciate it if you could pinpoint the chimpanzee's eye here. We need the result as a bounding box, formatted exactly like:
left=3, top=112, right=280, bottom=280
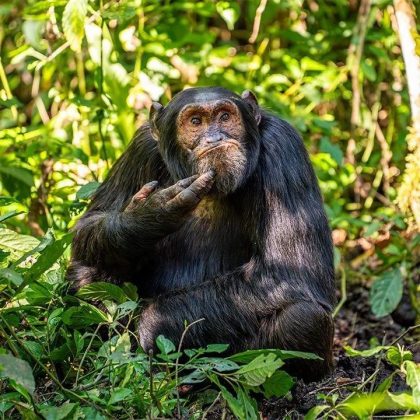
left=191, top=117, right=202, bottom=126
left=220, top=112, right=230, bottom=122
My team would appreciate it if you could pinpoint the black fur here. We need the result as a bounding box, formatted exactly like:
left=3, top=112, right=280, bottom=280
left=67, top=87, right=335, bottom=381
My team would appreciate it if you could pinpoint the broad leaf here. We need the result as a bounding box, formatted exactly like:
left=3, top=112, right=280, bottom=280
left=108, top=388, right=133, bottom=405
left=370, top=267, right=403, bottom=317
left=0, top=268, right=23, bottom=286
left=263, top=370, right=294, bottom=398
left=0, top=354, right=35, bottom=395
left=76, top=282, right=130, bottom=305
left=204, top=343, right=229, bottom=353
left=40, top=403, right=78, bottom=420
left=62, top=304, right=109, bottom=327
left=23, top=233, right=72, bottom=282
left=236, top=353, right=284, bottom=386
left=156, top=335, right=176, bottom=355
left=0, top=228, right=39, bottom=260
left=76, top=181, right=101, bottom=200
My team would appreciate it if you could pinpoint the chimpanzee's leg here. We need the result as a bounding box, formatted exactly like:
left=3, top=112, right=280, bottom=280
left=257, top=302, right=334, bottom=382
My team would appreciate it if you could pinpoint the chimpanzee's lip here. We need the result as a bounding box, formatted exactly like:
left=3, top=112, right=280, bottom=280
left=197, top=140, right=240, bottom=158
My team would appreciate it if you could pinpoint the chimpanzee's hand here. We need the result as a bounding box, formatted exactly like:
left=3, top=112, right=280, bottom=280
left=125, top=171, right=215, bottom=232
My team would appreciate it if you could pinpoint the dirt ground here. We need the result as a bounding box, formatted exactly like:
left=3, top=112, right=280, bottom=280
left=261, top=285, right=419, bottom=419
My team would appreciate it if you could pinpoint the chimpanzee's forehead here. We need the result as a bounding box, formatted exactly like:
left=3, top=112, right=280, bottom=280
left=188, top=90, right=236, bottom=103
left=178, top=99, right=237, bottom=115
left=170, top=87, right=240, bottom=108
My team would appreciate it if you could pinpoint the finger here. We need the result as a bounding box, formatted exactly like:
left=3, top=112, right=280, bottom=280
left=166, top=171, right=215, bottom=210
left=185, top=171, right=215, bottom=199
left=177, top=175, right=199, bottom=188
left=134, top=181, right=159, bottom=201
left=159, top=175, right=199, bottom=200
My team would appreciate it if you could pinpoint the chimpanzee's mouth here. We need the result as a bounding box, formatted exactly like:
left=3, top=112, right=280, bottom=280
left=197, top=140, right=241, bottom=159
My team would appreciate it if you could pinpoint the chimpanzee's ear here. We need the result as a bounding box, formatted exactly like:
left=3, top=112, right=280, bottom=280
left=149, top=102, right=164, bottom=141
left=241, top=90, right=261, bottom=125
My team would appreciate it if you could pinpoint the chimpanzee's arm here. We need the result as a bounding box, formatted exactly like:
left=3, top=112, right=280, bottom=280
left=68, top=125, right=215, bottom=290
left=67, top=125, right=170, bottom=287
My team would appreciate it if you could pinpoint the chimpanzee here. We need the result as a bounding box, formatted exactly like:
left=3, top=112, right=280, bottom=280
left=67, top=87, right=335, bottom=380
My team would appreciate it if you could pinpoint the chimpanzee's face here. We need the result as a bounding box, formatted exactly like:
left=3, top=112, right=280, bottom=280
left=150, top=87, right=261, bottom=195
left=176, top=99, right=248, bottom=194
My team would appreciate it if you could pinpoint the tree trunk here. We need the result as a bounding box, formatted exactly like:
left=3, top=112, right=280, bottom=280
left=393, top=0, right=420, bottom=228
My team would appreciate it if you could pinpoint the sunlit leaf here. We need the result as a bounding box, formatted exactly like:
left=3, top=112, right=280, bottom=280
left=63, top=0, right=88, bottom=52
left=76, top=281, right=130, bottom=305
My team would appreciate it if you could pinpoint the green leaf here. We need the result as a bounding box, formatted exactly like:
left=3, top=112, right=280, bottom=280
left=23, top=233, right=72, bottom=282
left=403, top=361, right=420, bottom=407
left=236, top=353, right=284, bottom=386
left=361, top=59, right=377, bottom=81
left=63, top=0, right=88, bottom=52
left=344, top=345, right=390, bottom=358
left=370, top=267, right=403, bottom=317
left=193, top=357, right=239, bottom=372
left=156, top=335, right=176, bottom=355
left=0, top=210, right=24, bottom=223
left=216, top=1, right=239, bottom=31
left=22, top=341, right=43, bottom=360
left=320, top=137, right=343, bottom=166
left=0, top=196, right=20, bottom=206
left=40, top=403, right=77, bottom=420
left=229, top=349, right=320, bottom=364
left=263, top=370, right=294, bottom=398
left=76, top=181, right=101, bottom=200
left=210, top=376, right=245, bottom=420
left=76, top=281, right=130, bottom=305
left=386, top=347, right=412, bottom=367
left=387, top=391, right=419, bottom=411
left=0, top=354, right=35, bottom=395
left=236, top=387, right=259, bottom=420
left=180, top=369, right=207, bottom=384
left=304, top=405, right=329, bottom=420
left=204, top=343, right=229, bottom=353
left=12, top=229, right=54, bottom=268
left=62, top=304, right=109, bottom=327
left=0, top=228, right=39, bottom=260
left=108, top=388, right=133, bottom=405
left=0, top=166, right=33, bottom=187
left=0, top=268, right=23, bottom=286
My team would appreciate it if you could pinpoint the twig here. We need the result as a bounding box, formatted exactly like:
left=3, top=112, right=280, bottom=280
left=389, top=323, right=420, bottom=347
left=333, top=267, right=347, bottom=318
left=375, top=124, right=392, bottom=192
left=249, top=0, right=268, bottom=43
left=75, top=323, right=103, bottom=387
left=175, top=318, right=205, bottom=419
left=201, top=392, right=221, bottom=420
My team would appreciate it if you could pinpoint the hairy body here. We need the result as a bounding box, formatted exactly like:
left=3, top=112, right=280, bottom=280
left=67, top=87, right=335, bottom=380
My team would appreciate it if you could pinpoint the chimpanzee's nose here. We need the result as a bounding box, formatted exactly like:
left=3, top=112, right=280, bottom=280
left=207, top=133, right=225, bottom=143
